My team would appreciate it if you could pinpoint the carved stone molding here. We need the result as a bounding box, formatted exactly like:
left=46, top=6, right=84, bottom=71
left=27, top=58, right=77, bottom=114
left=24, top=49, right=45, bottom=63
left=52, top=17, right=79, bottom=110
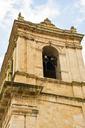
left=0, top=81, right=43, bottom=126
left=14, top=20, right=84, bottom=42
left=13, top=71, right=85, bottom=86
left=12, top=104, right=39, bottom=117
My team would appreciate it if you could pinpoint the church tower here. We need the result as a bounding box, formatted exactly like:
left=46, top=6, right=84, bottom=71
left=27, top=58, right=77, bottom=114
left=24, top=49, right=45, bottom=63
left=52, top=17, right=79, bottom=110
left=0, top=14, right=85, bottom=128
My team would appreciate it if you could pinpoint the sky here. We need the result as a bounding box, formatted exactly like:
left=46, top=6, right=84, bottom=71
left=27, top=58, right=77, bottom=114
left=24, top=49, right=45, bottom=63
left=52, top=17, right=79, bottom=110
left=0, top=0, right=85, bottom=69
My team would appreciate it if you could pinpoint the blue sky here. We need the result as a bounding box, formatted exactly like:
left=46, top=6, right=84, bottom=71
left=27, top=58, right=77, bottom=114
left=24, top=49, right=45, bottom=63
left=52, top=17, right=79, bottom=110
left=0, top=0, right=85, bottom=69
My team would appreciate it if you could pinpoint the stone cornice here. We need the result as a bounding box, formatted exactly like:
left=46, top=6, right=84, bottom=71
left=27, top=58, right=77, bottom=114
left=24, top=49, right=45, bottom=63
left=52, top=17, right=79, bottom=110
left=17, top=30, right=82, bottom=50
left=0, top=81, right=85, bottom=108
left=2, top=79, right=41, bottom=95
left=41, top=92, right=85, bottom=103
left=11, top=104, right=39, bottom=116
left=13, top=71, right=85, bottom=87
left=1, top=81, right=85, bottom=105
left=14, top=20, right=84, bottom=42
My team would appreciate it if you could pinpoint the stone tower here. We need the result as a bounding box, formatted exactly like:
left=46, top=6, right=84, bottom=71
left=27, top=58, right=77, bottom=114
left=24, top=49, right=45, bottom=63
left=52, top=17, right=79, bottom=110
left=0, top=14, right=85, bottom=128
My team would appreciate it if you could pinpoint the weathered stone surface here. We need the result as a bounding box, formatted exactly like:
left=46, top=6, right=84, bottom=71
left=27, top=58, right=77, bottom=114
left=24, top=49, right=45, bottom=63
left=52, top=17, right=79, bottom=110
left=0, top=17, right=85, bottom=128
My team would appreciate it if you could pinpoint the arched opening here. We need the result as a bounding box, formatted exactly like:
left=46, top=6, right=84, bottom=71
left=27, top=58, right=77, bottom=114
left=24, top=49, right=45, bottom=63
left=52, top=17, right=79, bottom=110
left=42, top=46, right=61, bottom=79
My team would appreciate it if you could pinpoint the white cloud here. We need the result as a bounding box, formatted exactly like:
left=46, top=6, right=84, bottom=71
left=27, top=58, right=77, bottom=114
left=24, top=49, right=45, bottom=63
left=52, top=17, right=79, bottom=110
left=21, top=0, right=60, bottom=22
left=0, top=0, right=60, bottom=26
left=0, top=0, right=11, bottom=19
left=77, top=0, right=85, bottom=10
left=0, top=0, right=33, bottom=27
left=74, top=0, right=85, bottom=24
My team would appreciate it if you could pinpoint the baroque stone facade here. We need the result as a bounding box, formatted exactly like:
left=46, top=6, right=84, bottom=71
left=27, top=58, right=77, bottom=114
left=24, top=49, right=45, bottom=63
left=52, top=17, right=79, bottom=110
left=0, top=14, right=85, bottom=128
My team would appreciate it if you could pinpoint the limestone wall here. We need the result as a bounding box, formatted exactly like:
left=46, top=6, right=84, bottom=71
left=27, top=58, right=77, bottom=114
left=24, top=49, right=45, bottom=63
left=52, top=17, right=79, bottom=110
left=2, top=95, right=85, bottom=128
left=13, top=32, right=85, bottom=83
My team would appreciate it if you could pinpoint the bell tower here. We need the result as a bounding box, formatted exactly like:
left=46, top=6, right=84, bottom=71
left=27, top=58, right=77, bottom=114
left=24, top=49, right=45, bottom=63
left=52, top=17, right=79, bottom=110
left=0, top=14, right=85, bottom=128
